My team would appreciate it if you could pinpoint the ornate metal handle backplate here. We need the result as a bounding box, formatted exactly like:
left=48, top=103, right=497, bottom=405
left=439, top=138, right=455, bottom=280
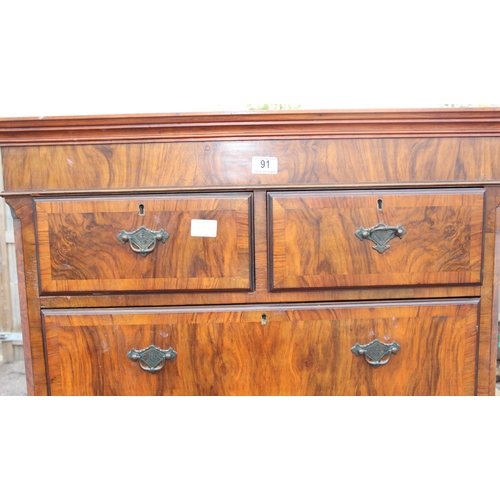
left=351, top=339, right=401, bottom=368
left=117, top=226, right=169, bottom=257
left=126, top=345, right=178, bottom=373
left=355, top=223, right=406, bottom=254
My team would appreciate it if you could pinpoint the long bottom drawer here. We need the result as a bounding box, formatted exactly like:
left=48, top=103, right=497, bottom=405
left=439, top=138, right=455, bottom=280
left=42, top=299, right=479, bottom=395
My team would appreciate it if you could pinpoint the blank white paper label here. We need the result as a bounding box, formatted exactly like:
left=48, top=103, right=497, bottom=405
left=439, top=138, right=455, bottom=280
left=252, top=156, right=278, bottom=174
left=191, top=219, right=218, bottom=237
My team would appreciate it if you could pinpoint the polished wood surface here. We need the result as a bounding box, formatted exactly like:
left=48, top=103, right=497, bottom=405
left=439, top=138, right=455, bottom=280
left=37, top=285, right=482, bottom=309
left=43, top=299, right=478, bottom=396
left=35, top=194, right=253, bottom=293
left=7, top=197, right=48, bottom=394
left=32, top=190, right=482, bottom=309
left=476, top=187, right=500, bottom=395
left=2, top=137, right=500, bottom=194
left=2, top=109, right=499, bottom=396
left=1, top=108, right=500, bottom=145
left=269, top=189, right=484, bottom=290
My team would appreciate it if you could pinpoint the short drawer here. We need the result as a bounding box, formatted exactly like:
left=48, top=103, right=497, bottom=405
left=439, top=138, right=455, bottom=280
left=268, top=189, right=484, bottom=290
left=42, top=299, right=478, bottom=396
left=36, top=193, right=253, bottom=293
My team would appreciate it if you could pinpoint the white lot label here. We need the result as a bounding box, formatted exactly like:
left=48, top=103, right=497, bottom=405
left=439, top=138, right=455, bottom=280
left=191, top=219, right=218, bottom=237
left=252, top=156, right=278, bottom=174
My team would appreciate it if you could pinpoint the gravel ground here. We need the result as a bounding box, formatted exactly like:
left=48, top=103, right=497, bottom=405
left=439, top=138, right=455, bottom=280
left=0, top=359, right=27, bottom=396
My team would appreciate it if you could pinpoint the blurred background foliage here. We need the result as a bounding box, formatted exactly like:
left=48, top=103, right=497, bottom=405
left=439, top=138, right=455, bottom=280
left=246, top=104, right=499, bottom=111
left=246, top=104, right=302, bottom=110
left=441, top=104, right=499, bottom=107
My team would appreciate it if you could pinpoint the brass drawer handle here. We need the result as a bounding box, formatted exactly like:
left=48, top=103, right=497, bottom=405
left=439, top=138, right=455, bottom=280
left=355, top=223, right=406, bottom=254
left=351, top=339, right=401, bottom=368
left=117, top=226, right=169, bottom=257
left=126, top=345, right=178, bottom=373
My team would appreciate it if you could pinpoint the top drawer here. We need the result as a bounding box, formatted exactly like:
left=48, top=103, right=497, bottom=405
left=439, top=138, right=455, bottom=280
left=36, top=193, right=253, bottom=294
left=268, top=189, right=484, bottom=290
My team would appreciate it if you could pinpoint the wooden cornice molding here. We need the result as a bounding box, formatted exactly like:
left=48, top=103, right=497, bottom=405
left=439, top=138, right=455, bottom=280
left=2, top=108, right=500, bottom=145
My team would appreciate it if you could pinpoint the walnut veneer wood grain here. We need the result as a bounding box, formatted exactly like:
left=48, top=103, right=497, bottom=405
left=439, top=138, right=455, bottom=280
left=7, top=197, right=48, bottom=395
left=35, top=194, right=253, bottom=293
left=269, top=189, right=484, bottom=290
left=3, top=137, right=500, bottom=193
left=42, top=299, right=479, bottom=396
left=476, top=187, right=500, bottom=395
left=2, top=109, right=500, bottom=396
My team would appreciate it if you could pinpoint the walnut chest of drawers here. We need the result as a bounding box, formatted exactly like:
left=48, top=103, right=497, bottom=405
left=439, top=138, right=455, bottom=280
left=1, top=109, right=500, bottom=395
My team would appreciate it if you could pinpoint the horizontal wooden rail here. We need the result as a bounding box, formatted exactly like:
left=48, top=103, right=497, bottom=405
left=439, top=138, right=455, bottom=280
left=2, top=108, right=500, bottom=145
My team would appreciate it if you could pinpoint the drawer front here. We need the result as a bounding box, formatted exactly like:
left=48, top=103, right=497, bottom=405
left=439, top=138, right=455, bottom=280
left=269, top=189, right=484, bottom=290
left=36, top=194, right=253, bottom=293
left=43, top=299, right=478, bottom=396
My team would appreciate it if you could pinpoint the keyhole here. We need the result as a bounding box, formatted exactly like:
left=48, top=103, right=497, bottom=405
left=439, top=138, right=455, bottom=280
left=261, top=314, right=267, bottom=325
left=138, top=204, right=145, bottom=216
left=377, top=199, right=383, bottom=211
